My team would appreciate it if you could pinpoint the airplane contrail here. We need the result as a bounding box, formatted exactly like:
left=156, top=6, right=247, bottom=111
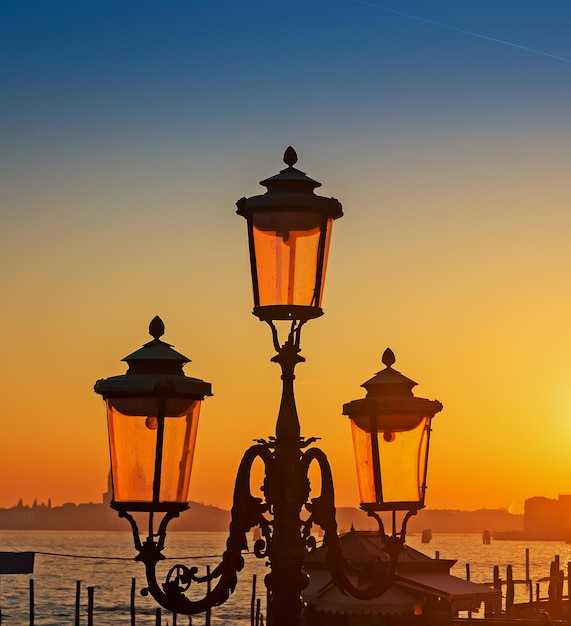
left=352, top=0, right=571, bottom=64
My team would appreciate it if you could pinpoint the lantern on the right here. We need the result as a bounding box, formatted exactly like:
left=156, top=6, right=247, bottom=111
left=343, top=348, right=443, bottom=516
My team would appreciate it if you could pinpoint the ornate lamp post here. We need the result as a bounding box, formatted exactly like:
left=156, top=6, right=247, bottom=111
left=94, top=148, right=443, bottom=626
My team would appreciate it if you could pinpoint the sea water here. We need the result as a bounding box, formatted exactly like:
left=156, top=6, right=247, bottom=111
left=0, top=531, right=269, bottom=625
left=1, top=531, right=570, bottom=625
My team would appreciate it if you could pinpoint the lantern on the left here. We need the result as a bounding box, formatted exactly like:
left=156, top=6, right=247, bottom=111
left=94, top=316, right=212, bottom=514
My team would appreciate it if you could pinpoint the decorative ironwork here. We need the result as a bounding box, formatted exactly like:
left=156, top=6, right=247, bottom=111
left=118, top=318, right=411, bottom=624
left=98, top=151, right=441, bottom=626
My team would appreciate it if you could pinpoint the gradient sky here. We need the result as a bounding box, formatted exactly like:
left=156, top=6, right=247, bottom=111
left=1, top=0, right=571, bottom=515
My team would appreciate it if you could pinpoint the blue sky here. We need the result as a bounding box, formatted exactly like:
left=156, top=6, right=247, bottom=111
left=3, top=0, right=570, bottom=160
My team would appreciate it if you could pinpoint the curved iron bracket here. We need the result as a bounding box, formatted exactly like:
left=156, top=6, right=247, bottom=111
left=129, top=443, right=274, bottom=615
left=301, top=447, right=404, bottom=600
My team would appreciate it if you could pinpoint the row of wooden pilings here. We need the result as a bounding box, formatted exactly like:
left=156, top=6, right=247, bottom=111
left=6, top=574, right=266, bottom=626
left=434, top=547, right=570, bottom=621
left=498, top=557, right=568, bottom=619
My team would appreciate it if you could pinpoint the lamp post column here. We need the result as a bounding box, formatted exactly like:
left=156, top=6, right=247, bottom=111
left=236, top=148, right=344, bottom=625
left=264, top=338, right=309, bottom=626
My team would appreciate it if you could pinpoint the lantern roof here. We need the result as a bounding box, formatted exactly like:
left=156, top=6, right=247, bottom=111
left=259, top=146, right=322, bottom=194
left=362, top=349, right=418, bottom=398
left=343, top=349, right=442, bottom=418
left=94, top=316, right=212, bottom=398
left=236, top=147, right=343, bottom=218
left=122, top=316, right=190, bottom=375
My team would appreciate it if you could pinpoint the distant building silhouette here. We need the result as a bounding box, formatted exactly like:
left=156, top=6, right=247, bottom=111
left=0, top=498, right=233, bottom=531
left=103, top=470, right=113, bottom=507
left=0, top=481, right=231, bottom=532
left=524, top=494, right=571, bottom=538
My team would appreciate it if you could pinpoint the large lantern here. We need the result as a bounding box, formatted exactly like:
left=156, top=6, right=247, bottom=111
left=236, top=146, right=343, bottom=323
left=94, top=316, right=212, bottom=513
left=343, top=349, right=442, bottom=514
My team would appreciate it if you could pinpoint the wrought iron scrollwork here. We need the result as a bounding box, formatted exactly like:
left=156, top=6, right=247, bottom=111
left=119, top=317, right=408, bottom=620
left=114, top=442, right=273, bottom=615
left=300, top=447, right=405, bottom=600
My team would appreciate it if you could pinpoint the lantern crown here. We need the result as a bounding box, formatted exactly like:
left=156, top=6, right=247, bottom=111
left=94, top=317, right=212, bottom=398
left=236, top=146, right=343, bottom=219
left=258, top=146, right=323, bottom=196
left=122, top=316, right=191, bottom=376
left=236, top=148, right=343, bottom=323
left=361, top=348, right=418, bottom=398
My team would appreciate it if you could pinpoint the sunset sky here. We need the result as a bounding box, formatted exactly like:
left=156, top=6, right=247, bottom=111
left=1, top=0, right=571, bottom=516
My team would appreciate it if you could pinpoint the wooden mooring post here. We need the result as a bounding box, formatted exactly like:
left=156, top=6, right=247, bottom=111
left=87, top=586, right=94, bottom=626
left=206, top=565, right=211, bottom=626
left=466, top=564, right=472, bottom=619
left=505, top=565, right=514, bottom=615
left=493, top=565, right=501, bottom=592
left=29, top=579, right=34, bottom=626
left=251, top=574, right=257, bottom=626
left=75, top=580, right=81, bottom=626
left=528, top=578, right=533, bottom=604
left=131, top=577, right=136, bottom=625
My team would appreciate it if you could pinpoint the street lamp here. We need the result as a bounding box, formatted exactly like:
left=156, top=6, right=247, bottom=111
left=94, top=148, right=443, bottom=626
left=235, top=144, right=342, bottom=324
left=93, top=317, right=212, bottom=553
left=339, top=348, right=443, bottom=583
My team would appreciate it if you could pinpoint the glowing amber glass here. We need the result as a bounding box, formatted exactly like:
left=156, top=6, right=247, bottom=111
left=350, top=413, right=431, bottom=508
left=252, top=212, right=332, bottom=308
left=106, top=397, right=201, bottom=504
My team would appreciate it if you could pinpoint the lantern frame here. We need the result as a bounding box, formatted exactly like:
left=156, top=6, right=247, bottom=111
left=236, top=146, right=342, bottom=323
left=343, top=349, right=443, bottom=519
left=94, top=316, right=212, bottom=516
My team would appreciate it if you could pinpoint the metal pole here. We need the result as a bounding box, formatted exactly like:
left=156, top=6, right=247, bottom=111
left=264, top=338, right=308, bottom=626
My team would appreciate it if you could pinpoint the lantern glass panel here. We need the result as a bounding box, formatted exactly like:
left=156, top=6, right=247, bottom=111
left=350, top=420, right=376, bottom=504
left=350, top=414, right=431, bottom=508
left=252, top=212, right=332, bottom=308
left=106, top=397, right=201, bottom=504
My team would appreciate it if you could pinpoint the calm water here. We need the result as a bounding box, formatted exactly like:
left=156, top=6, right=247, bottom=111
left=1, top=531, right=570, bottom=625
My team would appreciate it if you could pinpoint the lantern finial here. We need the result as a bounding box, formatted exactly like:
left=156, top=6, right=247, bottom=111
left=149, top=316, right=165, bottom=341
left=283, top=146, right=298, bottom=167
left=382, top=348, right=396, bottom=368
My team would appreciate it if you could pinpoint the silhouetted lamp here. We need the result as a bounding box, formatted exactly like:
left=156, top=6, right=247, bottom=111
left=236, top=146, right=342, bottom=323
left=95, top=150, right=443, bottom=626
left=343, top=348, right=443, bottom=536
left=94, top=316, right=212, bottom=516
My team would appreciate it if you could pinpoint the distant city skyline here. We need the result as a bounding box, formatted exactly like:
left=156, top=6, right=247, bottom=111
left=0, top=495, right=526, bottom=536
left=2, top=0, right=571, bottom=515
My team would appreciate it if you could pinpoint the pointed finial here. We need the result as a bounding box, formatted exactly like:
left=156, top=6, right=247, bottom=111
left=149, top=316, right=165, bottom=340
left=283, top=146, right=298, bottom=167
left=382, top=348, right=396, bottom=368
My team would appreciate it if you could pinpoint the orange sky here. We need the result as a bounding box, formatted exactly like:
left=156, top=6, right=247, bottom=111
left=2, top=1, right=571, bottom=516
left=2, top=131, right=571, bottom=515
